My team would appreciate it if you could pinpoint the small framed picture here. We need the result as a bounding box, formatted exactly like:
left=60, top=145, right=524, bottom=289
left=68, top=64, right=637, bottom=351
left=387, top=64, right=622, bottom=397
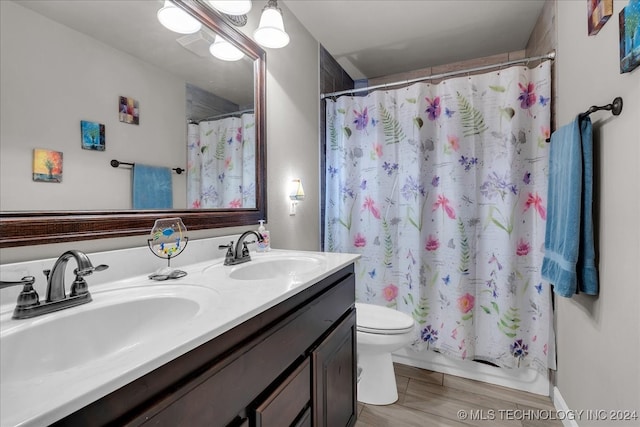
left=33, top=148, right=63, bottom=183
left=619, top=0, right=640, bottom=73
left=119, top=95, right=139, bottom=125
left=80, top=120, right=106, bottom=151
left=588, top=0, right=613, bottom=36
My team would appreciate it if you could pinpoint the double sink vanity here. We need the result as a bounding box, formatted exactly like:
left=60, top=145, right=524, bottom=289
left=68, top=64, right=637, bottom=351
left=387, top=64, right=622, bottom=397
left=0, top=238, right=359, bottom=427
left=3, top=1, right=358, bottom=425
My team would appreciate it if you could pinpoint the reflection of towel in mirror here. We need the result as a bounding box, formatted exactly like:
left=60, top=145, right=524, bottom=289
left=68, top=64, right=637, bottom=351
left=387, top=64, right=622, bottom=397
left=132, top=164, right=173, bottom=209
left=541, top=116, right=598, bottom=297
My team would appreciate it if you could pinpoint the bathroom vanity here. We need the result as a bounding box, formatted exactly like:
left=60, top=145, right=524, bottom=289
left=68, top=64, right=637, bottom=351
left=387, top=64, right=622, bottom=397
left=0, top=248, right=358, bottom=427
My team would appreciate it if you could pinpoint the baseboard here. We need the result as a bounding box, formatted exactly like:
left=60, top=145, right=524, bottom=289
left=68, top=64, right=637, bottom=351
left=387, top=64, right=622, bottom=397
left=393, top=348, right=550, bottom=396
left=552, top=387, right=580, bottom=427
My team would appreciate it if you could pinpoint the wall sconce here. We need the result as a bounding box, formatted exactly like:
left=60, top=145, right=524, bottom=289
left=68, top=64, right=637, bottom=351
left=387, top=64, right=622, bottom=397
left=157, top=0, right=202, bottom=34
left=254, top=0, right=290, bottom=49
left=205, top=0, right=251, bottom=26
left=289, top=179, right=305, bottom=215
left=205, top=1, right=252, bottom=15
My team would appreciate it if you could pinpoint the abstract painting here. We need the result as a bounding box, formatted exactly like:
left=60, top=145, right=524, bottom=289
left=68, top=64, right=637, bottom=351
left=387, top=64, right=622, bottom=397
left=119, top=95, right=139, bottom=125
left=620, top=0, right=640, bottom=73
left=80, top=120, right=105, bottom=151
left=588, top=0, right=613, bottom=36
left=33, top=148, right=63, bottom=183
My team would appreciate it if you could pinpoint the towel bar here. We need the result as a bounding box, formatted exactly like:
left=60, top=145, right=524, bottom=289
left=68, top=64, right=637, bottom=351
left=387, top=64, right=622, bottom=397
left=545, top=96, right=623, bottom=142
left=579, top=96, right=623, bottom=120
left=110, top=159, right=184, bottom=174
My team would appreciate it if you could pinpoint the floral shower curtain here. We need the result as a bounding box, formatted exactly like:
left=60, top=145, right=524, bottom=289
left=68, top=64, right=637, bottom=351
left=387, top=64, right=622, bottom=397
left=187, top=113, right=256, bottom=208
left=324, top=62, right=555, bottom=373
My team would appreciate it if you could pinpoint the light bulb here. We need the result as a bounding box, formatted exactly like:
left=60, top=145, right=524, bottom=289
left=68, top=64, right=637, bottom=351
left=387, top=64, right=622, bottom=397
left=209, top=35, right=245, bottom=61
left=206, top=1, right=252, bottom=16
left=254, top=4, right=289, bottom=49
left=157, top=0, right=202, bottom=34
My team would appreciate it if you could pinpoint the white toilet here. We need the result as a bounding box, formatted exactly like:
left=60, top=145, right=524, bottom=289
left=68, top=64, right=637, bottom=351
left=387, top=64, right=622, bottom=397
left=355, top=302, right=416, bottom=405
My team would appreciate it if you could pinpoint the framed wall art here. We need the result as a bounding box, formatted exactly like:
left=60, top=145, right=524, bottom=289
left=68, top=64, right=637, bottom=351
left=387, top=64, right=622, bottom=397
left=588, top=0, right=613, bottom=35
left=33, top=148, right=63, bottom=183
left=619, top=0, right=640, bottom=73
left=80, top=120, right=106, bottom=151
left=119, top=95, right=139, bottom=125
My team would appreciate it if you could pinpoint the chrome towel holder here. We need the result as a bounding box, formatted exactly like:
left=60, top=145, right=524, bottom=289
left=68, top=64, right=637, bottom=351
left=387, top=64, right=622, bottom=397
left=110, top=159, right=185, bottom=175
left=579, top=96, right=623, bottom=120
left=545, top=96, right=623, bottom=142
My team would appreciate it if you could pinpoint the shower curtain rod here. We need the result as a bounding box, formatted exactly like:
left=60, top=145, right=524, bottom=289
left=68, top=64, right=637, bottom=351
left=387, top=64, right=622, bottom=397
left=198, top=108, right=254, bottom=122
left=320, top=51, right=556, bottom=99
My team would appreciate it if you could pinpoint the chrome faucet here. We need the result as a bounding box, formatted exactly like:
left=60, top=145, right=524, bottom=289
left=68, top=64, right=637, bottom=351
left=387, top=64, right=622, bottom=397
left=44, top=250, right=105, bottom=301
left=219, top=231, right=264, bottom=266
left=0, top=250, right=108, bottom=319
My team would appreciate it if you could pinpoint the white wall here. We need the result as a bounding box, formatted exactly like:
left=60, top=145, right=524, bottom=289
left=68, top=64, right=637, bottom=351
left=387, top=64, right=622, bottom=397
left=236, top=3, right=321, bottom=252
left=0, top=2, right=188, bottom=211
left=555, top=0, right=640, bottom=422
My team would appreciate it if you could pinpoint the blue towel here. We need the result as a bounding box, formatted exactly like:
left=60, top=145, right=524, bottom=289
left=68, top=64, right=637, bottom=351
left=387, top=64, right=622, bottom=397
left=576, top=118, right=598, bottom=295
left=132, top=164, right=173, bottom=209
left=541, top=117, right=598, bottom=297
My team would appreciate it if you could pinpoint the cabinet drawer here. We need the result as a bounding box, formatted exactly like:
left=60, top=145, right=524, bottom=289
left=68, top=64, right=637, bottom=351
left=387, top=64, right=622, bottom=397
left=293, top=407, right=311, bottom=427
left=254, top=358, right=310, bottom=427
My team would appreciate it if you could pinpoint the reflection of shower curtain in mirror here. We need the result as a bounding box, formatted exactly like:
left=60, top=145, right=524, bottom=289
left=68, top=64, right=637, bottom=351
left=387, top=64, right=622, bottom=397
left=187, top=114, right=256, bottom=208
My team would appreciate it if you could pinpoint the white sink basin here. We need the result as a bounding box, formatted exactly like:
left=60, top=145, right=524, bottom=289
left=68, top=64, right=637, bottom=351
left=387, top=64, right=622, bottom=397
left=228, top=255, right=324, bottom=281
left=0, top=284, right=218, bottom=384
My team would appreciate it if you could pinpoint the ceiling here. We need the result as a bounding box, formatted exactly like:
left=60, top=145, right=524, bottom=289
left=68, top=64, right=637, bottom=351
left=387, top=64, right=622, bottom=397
left=283, top=0, right=546, bottom=80
left=15, top=0, right=546, bottom=98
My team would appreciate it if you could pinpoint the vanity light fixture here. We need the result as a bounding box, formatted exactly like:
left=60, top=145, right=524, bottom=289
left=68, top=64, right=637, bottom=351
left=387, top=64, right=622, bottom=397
left=254, top=0, right=290, bottom=49
left=289, top=179, right=305, bottom=215
left=205, top=0, right=252, bottom=16
left=209, top=35, right=245, bottom=61
left=157, top=0, right=202, bottom=34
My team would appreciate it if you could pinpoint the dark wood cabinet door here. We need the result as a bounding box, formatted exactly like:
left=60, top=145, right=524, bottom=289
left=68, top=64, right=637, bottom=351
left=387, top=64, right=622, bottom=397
left=254, top=358, right=311, bottom=427
left=312, top=309, right=357, bottom=427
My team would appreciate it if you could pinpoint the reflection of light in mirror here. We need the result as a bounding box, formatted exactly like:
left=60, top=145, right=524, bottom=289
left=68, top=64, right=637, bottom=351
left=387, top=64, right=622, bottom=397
left=254, top=0, right=289, bottom=48
left=289, top=179, right=305, bottom=201
left=206, top=0, right=252, bottom=16
left=288, top=179, right=304, bottom=216
left=209, top=35, right=245, bottom=61
left=157, top=0, right=202, bottom=34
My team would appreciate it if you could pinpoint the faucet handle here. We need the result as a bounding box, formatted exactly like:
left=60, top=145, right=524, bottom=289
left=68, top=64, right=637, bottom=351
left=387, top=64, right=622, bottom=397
left=16, top=277, right=40, bottom=309
left=74, top=264, right=109, bottom=277
left=219, top=241, right=235, bottom=265
left=218, top=241, right=234, bottom=250
left=70, top=276, right=89, bottom=297
left=70, top=264, right=107, bottom=296
left=241, top=242, right=251, bottom=257
left=0, top=276, right=40, bottom=308
left=1, top=276, right=34, bottom=289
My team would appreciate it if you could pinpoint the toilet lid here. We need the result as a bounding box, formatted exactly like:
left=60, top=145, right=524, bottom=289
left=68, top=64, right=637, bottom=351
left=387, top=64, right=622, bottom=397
left=356, top=303, right=415, bottom=334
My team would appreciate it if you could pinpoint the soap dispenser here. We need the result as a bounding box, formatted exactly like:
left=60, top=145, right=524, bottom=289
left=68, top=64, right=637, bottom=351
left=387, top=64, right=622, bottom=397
left=256, top=220, right=270, bottom=252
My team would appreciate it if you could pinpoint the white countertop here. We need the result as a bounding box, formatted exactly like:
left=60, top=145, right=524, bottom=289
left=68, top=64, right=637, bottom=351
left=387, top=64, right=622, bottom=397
left=0, top=249, right=359, bottom=427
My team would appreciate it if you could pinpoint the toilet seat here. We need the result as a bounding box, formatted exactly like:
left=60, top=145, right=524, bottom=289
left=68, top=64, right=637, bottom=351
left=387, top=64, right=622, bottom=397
left=356, top=303, right=415, bottom=335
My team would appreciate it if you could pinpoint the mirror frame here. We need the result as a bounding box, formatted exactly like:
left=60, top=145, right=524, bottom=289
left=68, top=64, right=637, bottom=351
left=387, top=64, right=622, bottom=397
left=0, top=0, right=267, bottom=248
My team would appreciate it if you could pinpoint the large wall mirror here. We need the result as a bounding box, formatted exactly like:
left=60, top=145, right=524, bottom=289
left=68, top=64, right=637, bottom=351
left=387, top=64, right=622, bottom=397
left=0, top=0, right=266, bottom=247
